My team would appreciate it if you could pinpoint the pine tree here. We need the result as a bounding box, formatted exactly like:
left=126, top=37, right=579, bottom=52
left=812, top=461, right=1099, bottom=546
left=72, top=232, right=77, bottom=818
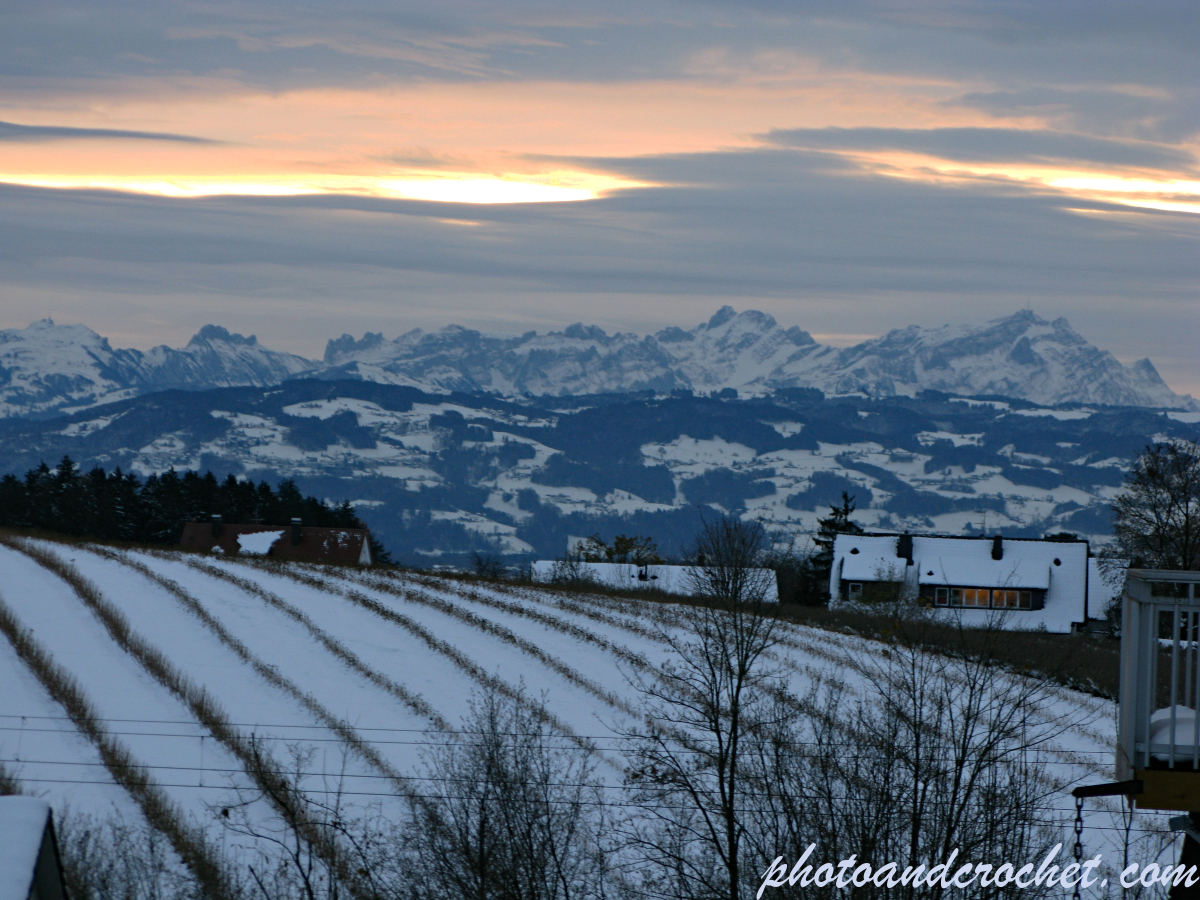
left=810, top=491, right=863, bottom=601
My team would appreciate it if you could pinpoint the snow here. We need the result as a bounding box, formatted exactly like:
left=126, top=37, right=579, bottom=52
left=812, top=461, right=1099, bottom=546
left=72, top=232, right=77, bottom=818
left=830, top=534, right=1090, bottom=632
left=0, top=319, right=317, bottom=418
left=2, top=310, right=1196, bottom=425
left=236, top=530, right=284, bottom=555
left=0, top=539, right=1173, bottom=891
left=916, top=431, right=982, bottom=447
left=530, top=561, right=780, bottom=602
left=1009, top=408, right=1095, bottom=420
left=0, top=797, right=50, bottom=900
left=1148, top=707, right=1200, bottom=761
left=0, top=544, right=260, bottom=843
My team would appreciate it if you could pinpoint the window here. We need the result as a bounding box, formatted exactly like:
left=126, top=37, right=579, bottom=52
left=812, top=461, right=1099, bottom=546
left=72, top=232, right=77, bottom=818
left=848, top=582, right=863, bottom=599
left=993, top=590, right=1033, bottom=610
left=936, top=587, right=1035, bottom=610
left=962, top=588, right=990, bottom=608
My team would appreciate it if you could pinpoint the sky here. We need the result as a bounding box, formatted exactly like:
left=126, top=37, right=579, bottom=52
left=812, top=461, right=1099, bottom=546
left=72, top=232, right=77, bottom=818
left=0, top=0, right=1197, bottom=394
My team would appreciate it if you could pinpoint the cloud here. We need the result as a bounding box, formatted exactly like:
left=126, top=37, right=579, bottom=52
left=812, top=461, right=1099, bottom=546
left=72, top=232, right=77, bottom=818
left=762, top=127, right=1197, bottom=173
left=0, top=143, right=1195, bottom=393
left=948, top=88, right=1200, bottom=144
left=0, top=120, right=218, bottom=144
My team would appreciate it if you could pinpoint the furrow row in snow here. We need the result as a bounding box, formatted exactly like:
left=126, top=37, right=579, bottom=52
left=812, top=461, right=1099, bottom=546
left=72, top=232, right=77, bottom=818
left=247, top=561, right=604, bottom=759
left=5, top=539, right=376, bottom=900
left=292, top=564, right=642, bottom=719
left=90, top=546, right=425, bottom=803
left=0, top=585, right=236, bottom=898
left=176, top=555, right=453, bottom=733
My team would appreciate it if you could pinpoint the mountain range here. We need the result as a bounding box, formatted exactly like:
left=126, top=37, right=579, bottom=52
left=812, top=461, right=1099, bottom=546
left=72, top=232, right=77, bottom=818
left=0, top=308, right=1193, bottom=419
left=0, top=320, right=317, bottom=418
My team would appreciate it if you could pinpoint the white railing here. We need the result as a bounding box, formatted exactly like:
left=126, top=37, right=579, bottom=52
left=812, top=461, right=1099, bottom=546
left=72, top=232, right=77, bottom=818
left=1118, top=570, right=1200, bottom=778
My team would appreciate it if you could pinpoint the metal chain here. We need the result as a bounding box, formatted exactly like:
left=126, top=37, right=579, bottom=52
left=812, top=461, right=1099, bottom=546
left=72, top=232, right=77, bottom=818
left=1073, top=795, right=1085, bottom=900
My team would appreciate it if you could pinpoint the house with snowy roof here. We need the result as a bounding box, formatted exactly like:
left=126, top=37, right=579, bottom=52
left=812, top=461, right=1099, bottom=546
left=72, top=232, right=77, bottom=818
left=829, top=532, right=1104, bottom=632
left=179, top=516, right=373, bottom=565
left=0, top=797, right=68, bottom=900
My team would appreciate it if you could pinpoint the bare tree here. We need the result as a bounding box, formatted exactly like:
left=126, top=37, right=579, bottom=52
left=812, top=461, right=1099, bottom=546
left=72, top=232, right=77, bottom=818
left=1112, top=439, right=1200, bottom=570
left=473, top=550, right=508, bottom=581
left=211, top=738, right=387, bottom=900
left=623, top=515, right=785, bottom=900
left=743, top=620, right=1082, bottom=900
left=685, top=515, right=776, bottom=609
left=400, top=685, right=608, bottom=900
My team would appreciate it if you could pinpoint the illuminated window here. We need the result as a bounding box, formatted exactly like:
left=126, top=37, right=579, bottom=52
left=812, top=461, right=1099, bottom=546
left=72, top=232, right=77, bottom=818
left=938, top=587, right=1035, bottom=610
left=992, top=590, right=1034, bottom=609
left=962, top=588, right=990, bottom=608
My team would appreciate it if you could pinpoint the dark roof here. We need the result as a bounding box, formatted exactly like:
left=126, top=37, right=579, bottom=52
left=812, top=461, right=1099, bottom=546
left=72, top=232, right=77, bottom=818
left=179, top=522, right=372, bottom=565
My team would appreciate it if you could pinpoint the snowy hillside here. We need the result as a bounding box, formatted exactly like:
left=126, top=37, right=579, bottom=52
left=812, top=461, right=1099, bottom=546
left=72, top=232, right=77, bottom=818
left=0, top=538, right=1171, bottom=894
left=2, top=380, right=1197, bottom=563
left=0, top=320, right=318, bottom=418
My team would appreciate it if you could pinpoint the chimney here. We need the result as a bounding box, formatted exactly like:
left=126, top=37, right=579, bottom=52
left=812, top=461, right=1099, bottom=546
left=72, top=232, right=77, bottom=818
left=211, top=514, right=222, bottom=538
left=896, top=533, right=913, bottom=566
left=991, top=535, right=1003, bottom=560
left=291, top=517, right=302, bottom=546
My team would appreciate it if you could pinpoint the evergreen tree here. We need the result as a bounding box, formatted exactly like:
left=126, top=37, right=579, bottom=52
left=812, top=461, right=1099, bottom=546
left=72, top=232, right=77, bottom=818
left=810, top=491, right=863, bottom=602
left=0, top=461, right=390, bottom=561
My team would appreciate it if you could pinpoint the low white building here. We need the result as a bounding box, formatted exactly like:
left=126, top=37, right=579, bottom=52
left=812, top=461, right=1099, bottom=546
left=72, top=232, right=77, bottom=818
left=829, top=532, right=1097, bottom=632
left=531, top=560, right=779, bottom=602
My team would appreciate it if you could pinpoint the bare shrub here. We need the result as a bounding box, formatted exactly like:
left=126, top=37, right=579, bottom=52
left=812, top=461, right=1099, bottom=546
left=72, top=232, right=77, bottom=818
left=684, top=515, right=775, bottom=608
left=213, top=739, right=398, bottom=900
left=0, top=760, right=23, bottom=795
left=548, top=551, right=598, bottom=587
left=59, top=809, right=209, bottom=900
left=742, top=625, right=1080, bottom=900
left=400, top=685, right=609, bottom=900
left=472, top=551, right=508, bottom=580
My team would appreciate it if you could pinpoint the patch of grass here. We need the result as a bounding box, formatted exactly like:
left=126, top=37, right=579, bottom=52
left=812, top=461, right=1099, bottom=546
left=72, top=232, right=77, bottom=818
left=778, top=605, right=1120, bottom=699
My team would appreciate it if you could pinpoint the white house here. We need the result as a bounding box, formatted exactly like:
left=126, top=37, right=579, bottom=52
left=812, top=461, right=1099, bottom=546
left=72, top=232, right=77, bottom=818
left=531, top=560, right=779, bottom=602
left=829, top=533, right=1095, bottom=632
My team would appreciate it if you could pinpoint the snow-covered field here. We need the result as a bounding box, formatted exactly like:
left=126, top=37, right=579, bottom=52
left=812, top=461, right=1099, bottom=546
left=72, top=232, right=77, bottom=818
left=0, top=539, right=1175, bottom=890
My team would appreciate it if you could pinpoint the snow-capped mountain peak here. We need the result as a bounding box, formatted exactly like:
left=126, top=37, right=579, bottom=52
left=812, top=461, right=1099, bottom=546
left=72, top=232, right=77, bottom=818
left=0, top=308, right=1193, bottom=418
left=0, top=320, right=318, bottom=418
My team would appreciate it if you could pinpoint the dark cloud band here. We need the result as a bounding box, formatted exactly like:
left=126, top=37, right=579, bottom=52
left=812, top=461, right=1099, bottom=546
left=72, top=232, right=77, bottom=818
left=0, top=120, right=217, bottom=144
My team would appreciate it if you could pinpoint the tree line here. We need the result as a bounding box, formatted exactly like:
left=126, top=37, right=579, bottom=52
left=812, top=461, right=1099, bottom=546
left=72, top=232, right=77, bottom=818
left=0, top=456, right=387, bottom=557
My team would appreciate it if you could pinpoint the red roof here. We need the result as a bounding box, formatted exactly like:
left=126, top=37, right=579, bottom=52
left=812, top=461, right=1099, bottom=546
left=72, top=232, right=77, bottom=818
left=179, top=522, right=372, bottom=565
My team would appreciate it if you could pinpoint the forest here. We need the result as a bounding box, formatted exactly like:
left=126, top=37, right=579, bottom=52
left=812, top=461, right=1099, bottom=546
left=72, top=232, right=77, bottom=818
left=0, top=456, right=384, bottom=556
